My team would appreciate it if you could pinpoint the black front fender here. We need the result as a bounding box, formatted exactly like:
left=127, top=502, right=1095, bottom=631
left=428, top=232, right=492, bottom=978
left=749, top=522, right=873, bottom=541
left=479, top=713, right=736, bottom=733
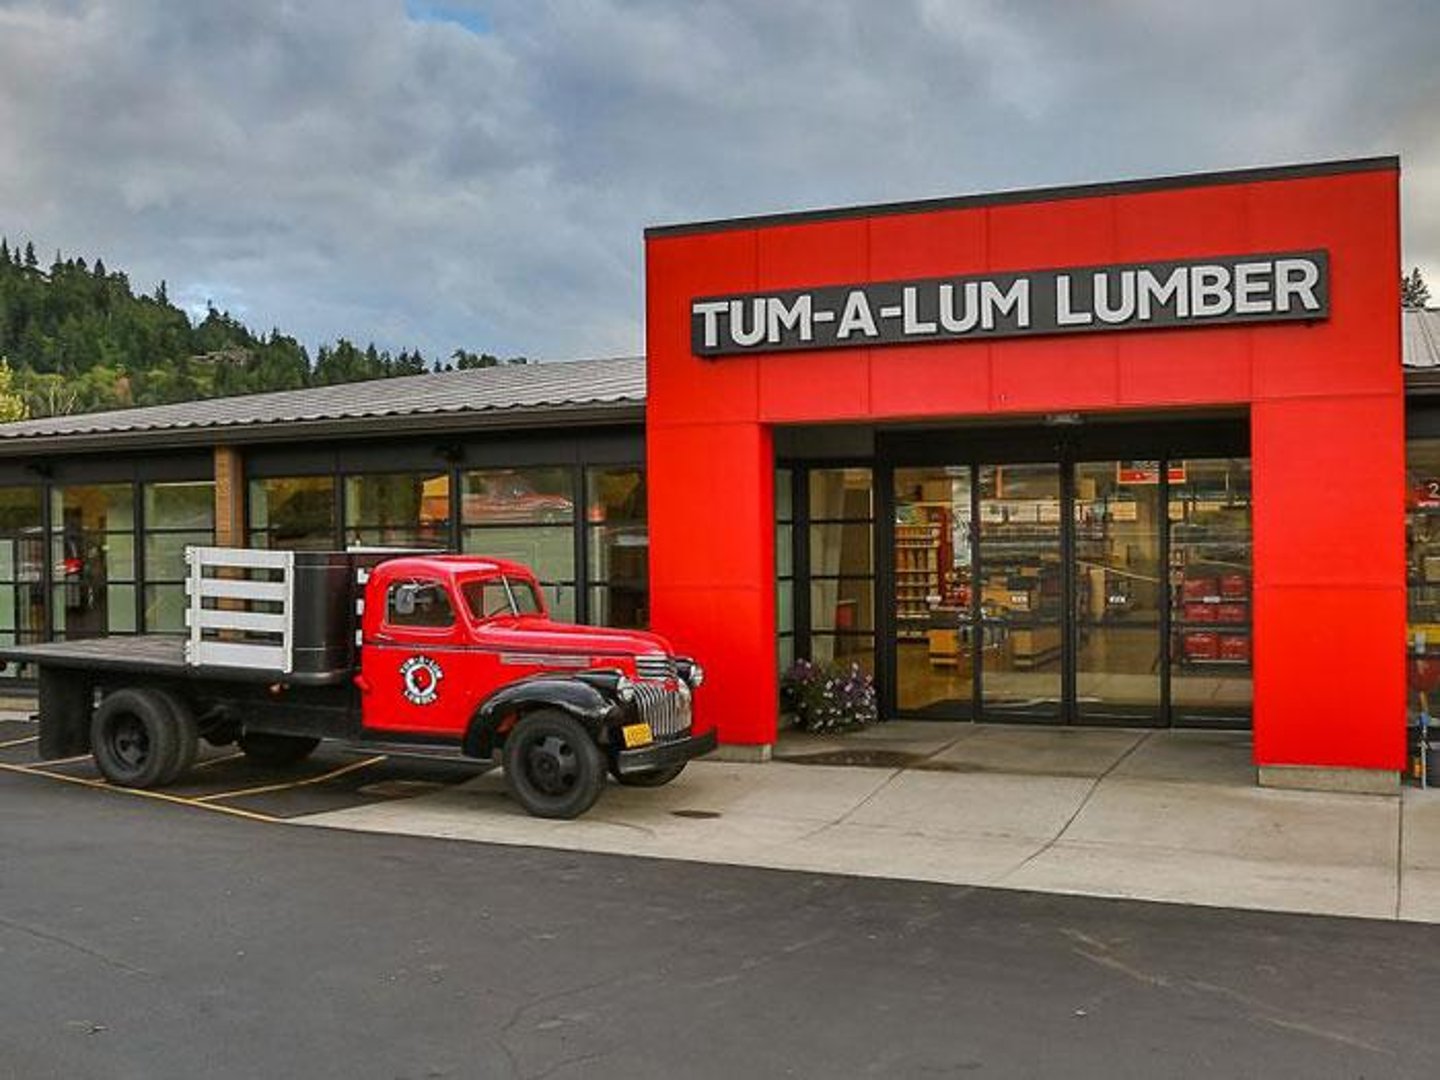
left=464, top=675, right=624, bottom=758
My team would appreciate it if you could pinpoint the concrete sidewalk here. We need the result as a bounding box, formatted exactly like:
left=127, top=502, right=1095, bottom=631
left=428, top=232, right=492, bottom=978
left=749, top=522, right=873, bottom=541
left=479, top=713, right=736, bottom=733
left=298, top=725, right=1440, bottom=923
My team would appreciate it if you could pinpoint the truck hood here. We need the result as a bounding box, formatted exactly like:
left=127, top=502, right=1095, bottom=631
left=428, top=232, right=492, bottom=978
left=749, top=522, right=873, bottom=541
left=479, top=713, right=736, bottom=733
left=484, top=617, right=676, bottom=659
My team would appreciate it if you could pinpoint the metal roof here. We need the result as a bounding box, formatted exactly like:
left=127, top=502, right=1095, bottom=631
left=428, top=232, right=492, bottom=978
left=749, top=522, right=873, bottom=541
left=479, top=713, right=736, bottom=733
left=1, top=307, right=1436, bottom=456
left=1405, top=308, right=1440, bottom=370
left=0, top=354, right=646, bottom=455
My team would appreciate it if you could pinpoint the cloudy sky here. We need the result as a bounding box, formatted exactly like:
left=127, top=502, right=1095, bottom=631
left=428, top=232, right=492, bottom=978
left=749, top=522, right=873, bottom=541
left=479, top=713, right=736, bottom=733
left=0, top=0, right=1437, bottom=363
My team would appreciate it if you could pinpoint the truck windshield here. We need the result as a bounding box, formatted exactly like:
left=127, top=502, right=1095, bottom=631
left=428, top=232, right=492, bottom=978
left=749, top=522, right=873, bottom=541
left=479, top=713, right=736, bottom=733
left=462, top=576, right=544, bottom=620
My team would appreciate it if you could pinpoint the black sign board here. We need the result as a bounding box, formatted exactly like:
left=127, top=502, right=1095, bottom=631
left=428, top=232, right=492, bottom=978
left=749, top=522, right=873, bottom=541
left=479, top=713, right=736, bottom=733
left=691, top=250, right=1329, bottom=357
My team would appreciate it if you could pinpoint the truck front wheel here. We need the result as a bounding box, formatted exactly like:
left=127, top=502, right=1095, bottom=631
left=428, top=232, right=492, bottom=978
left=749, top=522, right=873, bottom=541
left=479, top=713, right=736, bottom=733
left=91, top=688, right=182, bottom=789
left=502, top=709, right=605, bottom=819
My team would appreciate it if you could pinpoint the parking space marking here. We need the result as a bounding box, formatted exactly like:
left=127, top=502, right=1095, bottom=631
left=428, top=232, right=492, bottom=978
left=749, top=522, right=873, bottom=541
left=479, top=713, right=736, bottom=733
left=0, top=734, right=37, bottom=749
left=192, top=756, right=386, bottom=803
left=0, top=761, right=281, bottom=824
left=30, top=754, right=92, bottom=767
left=190, top=751, right=247, bottom=771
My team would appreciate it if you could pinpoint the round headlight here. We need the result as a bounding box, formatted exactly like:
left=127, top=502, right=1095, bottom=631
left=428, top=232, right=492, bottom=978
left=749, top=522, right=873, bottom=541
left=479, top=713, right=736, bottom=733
left=686, top=663, right=705, bottom=689
left=615, top=674, right=637, bottom=702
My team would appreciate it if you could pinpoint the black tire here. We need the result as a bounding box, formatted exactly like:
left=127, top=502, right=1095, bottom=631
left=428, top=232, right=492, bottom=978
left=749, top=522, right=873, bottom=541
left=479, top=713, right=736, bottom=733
left=90, top=688, right=182, bottom=789
left=609, top=761, right=687, bottom=788
left=502, top=709, right=605, bottom=819
left=153, top=690, right=199, bottom=785
left=238, top=732, right=321, bottom=766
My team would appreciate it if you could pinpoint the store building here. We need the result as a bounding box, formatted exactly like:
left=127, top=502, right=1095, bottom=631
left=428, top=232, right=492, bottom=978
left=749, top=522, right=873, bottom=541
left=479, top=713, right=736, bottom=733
left=645, top=156, right=1404, bottom=792
left=0, top=155, right=1428, bottom=791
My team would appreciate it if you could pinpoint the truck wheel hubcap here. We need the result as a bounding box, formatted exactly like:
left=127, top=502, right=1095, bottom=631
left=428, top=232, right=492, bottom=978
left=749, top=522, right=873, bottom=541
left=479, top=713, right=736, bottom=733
left=110, top=715, right=149, bottom=768
left=525, top=734, right=578, bottom=796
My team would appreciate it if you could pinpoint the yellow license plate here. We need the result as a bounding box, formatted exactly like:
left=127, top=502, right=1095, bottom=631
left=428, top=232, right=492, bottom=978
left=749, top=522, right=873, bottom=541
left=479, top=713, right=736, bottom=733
left=622, top=722, right=653, bottom=748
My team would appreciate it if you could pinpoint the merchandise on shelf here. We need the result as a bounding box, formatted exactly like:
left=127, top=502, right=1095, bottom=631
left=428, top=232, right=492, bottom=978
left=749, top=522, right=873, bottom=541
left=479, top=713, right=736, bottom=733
left=1218, top=634, right=1250, bottom=661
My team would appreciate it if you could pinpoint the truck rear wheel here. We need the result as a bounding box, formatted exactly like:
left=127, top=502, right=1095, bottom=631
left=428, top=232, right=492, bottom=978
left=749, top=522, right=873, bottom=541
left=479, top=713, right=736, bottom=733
left=502, top=709, right=605, bottom=819
left=153, top=691, right=199, bottom=785
left=238, top=732, right=321, bottom=766
left=91, top=688, right=183, bottom=789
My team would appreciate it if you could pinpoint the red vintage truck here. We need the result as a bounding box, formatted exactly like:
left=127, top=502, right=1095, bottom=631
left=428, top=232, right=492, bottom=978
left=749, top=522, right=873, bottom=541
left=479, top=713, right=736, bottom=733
left=0, top=548, right=713, bottom=818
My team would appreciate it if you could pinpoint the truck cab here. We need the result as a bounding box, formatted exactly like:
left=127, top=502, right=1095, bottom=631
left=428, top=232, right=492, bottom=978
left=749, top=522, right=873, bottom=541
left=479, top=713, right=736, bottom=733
left=355, top=554, right=711, bottom=816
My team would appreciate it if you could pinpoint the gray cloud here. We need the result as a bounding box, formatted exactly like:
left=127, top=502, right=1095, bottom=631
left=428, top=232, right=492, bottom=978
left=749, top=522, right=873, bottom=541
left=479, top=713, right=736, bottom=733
left=0, top=0, right=1436, bottom=363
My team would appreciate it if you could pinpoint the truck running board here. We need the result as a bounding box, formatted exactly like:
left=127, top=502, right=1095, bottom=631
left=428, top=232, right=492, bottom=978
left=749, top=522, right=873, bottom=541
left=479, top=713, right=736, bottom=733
left=334, top=740, right=490, bottom=766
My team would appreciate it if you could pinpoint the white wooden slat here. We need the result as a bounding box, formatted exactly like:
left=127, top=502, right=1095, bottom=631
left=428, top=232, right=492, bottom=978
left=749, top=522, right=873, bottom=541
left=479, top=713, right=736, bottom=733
left=187, top=578, right=289, bottom=603
left=186, top=545, right=294, bottom=570
left=187, top=641, right=289, bottom=671
left=185, top=545, right=296, bottom=674
left=191, top=609, right=287, bottom=634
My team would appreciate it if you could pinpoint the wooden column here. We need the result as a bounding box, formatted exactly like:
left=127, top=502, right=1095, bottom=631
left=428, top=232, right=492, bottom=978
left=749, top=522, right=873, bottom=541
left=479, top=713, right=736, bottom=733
left=214, top=445, right=245, bottom=548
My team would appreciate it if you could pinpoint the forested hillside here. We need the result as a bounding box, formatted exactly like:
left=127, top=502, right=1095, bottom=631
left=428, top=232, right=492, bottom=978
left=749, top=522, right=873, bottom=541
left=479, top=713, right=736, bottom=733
left=0, top=238, right=521, bottom=419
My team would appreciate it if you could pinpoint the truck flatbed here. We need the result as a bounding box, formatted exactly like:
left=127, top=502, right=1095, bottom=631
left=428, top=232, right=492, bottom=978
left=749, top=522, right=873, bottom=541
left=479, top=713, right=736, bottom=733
left=0, top=635, right=349, bottom=686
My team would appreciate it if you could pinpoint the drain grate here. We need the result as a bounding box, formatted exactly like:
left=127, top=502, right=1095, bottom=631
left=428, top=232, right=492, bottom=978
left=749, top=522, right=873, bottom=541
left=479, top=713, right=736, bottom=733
left=777, top=749, right=923, bottom=769
left=357, top=779, right=449, bottom=799
left=670, top=809, right=722, bottom=820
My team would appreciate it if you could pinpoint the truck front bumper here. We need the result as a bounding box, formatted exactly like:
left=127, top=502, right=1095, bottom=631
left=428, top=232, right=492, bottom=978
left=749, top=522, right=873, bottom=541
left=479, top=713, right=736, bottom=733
left=613, top=728, right=718, bottom=776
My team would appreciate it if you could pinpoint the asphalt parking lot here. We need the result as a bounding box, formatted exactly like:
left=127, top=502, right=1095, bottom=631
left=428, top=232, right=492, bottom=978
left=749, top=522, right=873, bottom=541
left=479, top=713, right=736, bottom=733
left=0, top=714, right=493, bottom=821
left=5, top=751, right=1440, bottom=1080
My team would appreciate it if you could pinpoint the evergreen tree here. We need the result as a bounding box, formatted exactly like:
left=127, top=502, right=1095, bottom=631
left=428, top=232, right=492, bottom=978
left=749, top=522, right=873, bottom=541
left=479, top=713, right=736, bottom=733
left=1403, top=267, right=1432, bottom=310
left=0, top=237, right=513, bottom=417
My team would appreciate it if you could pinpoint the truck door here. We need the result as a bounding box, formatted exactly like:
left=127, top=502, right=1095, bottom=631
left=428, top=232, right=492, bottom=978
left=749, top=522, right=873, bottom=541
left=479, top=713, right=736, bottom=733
left=360, top=576, right=476, bottom=737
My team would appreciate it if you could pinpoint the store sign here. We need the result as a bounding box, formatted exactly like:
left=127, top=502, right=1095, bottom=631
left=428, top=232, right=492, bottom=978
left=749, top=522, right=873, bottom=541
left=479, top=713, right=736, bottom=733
left=691, top=250, right=1329, bottom=357
left=1118, top=461, right=1187, bottom=485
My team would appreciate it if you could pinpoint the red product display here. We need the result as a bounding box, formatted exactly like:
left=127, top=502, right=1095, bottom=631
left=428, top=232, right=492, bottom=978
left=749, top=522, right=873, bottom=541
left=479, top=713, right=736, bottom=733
left=1183, top=632, right=1220, bottom=660
left=646, top=157, right=1405, bottom=771
left=1220, top=573, right=1249, bottom=598
left=1214, top=602, right=1248, bottom=624
left=1182, top=577, right=1219, bottom=601
left=1183, top=602, right=1218, bottom=623
left=1219, top=634, right=1252, bottom=662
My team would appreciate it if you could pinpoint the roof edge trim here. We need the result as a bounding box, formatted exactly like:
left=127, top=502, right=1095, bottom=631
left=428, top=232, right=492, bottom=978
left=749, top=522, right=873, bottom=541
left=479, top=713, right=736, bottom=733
left=644, top=156, right=1401, bottom=240
left=0, top=402, right=646, bottom=458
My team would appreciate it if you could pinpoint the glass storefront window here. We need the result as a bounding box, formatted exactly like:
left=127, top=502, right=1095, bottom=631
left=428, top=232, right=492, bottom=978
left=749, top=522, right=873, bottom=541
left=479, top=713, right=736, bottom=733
left=52, top=484, right=137, bottom=638
left=1169, top=458, right=1252, bottom=722
left=893, top=465, right=975, bottom=715
left=586, top=466, right=647, bottom=628
left=462, top=468, right=574, bottom=526
left=0, top=487, right=44, bottom=674
left=806, top=467, right=873, bottom=673
left=1406, top=439, right=1440, bottom=724
left=1074, top=461, right=1162, bottom=720
left=776, top=468, right=794, bottom=670
left=464, top=466, right=577, bottom=622
left=142, top=481, right=215, bottom=632
left=345, top=472, right=450, bottom=550
left=248, top=476, right=337, bottom=550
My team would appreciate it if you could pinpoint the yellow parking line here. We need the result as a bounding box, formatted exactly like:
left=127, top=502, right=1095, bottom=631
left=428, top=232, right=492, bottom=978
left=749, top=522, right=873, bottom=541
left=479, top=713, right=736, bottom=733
left=0, top=760, right=280, bottom=824
left=31, top=754, right=91, bottom=767
left=0, top=734, right=38, bottom=749
left=192, top=756, right=386, bottom=802
left=190, top=751, right=246, bottom=771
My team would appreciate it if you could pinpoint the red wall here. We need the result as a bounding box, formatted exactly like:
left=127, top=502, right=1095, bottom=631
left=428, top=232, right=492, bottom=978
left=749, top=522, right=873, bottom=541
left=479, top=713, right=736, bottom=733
left=646, top=164, right=1404, bottom=771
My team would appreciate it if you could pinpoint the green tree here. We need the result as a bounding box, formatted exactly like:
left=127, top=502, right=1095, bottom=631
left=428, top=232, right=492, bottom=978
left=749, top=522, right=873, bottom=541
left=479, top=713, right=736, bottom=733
left=1403, top=267, right=1432, bottom=310
left=0, top=359, right=29, bottom=421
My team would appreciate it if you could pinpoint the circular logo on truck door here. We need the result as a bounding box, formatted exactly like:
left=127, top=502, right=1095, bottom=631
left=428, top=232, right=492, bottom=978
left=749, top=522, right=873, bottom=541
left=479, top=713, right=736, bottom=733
left=399, top=655, right=444, bottom=705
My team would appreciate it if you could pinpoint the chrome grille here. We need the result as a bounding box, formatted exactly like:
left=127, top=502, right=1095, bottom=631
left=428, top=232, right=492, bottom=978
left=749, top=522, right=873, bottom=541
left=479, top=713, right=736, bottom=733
left=635, top=653, right=677, bottom=680
left=633, top=681, right=692, bottom=740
